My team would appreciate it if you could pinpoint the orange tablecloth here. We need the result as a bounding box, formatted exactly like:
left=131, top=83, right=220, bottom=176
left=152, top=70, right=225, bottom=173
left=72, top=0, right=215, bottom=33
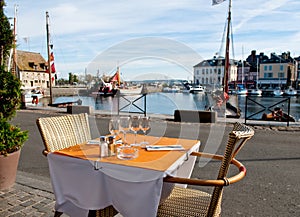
left=54, top=135, right=199, bottom=172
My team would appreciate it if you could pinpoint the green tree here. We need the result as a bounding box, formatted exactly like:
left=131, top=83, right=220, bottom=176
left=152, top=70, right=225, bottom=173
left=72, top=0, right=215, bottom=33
left=68, top=72, right=74, bottom=84
left=0, top=1, right=28, bottom=156
left=0, top=0, right=14, bottom=65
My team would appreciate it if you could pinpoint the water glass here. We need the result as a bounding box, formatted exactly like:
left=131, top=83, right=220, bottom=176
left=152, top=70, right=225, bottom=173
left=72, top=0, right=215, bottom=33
left=119, top=116, right=130, bottom=145
left=109, top=118, right=119, bottom=137
left=140, top=116, right=150, bottom=145
left=130, top=116, right=140, bottom=146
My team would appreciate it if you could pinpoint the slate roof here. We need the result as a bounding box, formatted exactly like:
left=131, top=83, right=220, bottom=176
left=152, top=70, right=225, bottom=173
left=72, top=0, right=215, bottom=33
left=193, top=57, right=236, bottom=68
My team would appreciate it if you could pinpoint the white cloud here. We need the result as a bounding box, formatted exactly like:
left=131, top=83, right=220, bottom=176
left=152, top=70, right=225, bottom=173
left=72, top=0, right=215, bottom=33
left=5, top=0, right=300, bottom=79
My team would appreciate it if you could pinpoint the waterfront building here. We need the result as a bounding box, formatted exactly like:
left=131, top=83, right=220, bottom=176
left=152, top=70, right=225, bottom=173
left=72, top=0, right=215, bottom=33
left=259, top=51, right=297, bottom=89
left=15, top=50, right=55, bottom=89
left=193, top=56, right=238, bottom=89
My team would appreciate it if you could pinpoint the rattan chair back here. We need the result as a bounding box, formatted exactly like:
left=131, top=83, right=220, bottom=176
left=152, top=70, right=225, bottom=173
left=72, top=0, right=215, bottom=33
left=207, top=122, right=254, bottom=216
left=36, top=113, right=91, bottom=154
left=158, top=122, right=254, bottom=217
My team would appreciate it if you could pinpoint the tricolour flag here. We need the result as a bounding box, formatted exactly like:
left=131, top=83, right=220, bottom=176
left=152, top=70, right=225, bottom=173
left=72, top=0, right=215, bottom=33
left=212, top=0, right=226, bottom=5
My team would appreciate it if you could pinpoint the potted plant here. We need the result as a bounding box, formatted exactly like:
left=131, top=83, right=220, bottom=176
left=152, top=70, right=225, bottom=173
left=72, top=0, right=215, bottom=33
left=0, top=65, right=28, bottom=190
left=0, top=0, right=28, bottom=190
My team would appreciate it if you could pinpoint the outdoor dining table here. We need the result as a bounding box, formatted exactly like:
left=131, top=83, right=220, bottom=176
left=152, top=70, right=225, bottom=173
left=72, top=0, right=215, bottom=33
left=47, top=135, right=200, bottom=217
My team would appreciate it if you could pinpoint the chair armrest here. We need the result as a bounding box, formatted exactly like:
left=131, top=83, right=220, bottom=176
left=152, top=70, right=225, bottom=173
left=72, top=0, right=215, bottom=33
left=163, top=151, right=246, bottom=186
left=42, top=149, right=49, bottom=156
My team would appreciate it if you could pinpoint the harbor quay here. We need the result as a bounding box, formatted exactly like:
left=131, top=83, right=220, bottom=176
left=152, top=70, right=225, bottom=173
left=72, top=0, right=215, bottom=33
left=1, top=107, right=300, bottom=217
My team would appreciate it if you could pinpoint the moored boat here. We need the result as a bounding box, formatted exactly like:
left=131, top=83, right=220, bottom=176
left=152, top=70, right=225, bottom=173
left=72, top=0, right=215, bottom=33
left=262, top=107, right=295, bottom=122
left=248, top=88, right=262, bottom=96
left=22, top=87, right=44, bottom=104
left=189, top=85, right=204, bottom=94
left=236, top=88, right=248, bottom=95
left=283, top=87, right=297, bottom=96
left=273, top=87, right=283, bottom=96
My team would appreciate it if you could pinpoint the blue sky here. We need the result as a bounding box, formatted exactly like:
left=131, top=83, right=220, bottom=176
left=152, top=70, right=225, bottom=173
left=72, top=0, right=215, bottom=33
left=4, top=0, right=300, bottom=80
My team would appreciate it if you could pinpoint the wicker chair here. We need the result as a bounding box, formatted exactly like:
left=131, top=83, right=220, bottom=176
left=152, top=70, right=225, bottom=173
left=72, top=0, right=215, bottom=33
left=157, top=122, right=255, bottom=217
left=36, top=113, right=118, bottom=217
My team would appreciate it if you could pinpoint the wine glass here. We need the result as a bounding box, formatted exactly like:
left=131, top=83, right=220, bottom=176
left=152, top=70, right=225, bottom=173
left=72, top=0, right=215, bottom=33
left=130, top=116, right=140, bottom=146
left=119, top=116, right=130, bottom=145
left=140, top=116, right=150, bottom=146
left=108, top=118, right=119, bottom=138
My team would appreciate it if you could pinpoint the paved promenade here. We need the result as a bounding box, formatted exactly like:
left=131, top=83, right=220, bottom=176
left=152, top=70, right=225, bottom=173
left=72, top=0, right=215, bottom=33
left=1, top=106, right=300, bottom=217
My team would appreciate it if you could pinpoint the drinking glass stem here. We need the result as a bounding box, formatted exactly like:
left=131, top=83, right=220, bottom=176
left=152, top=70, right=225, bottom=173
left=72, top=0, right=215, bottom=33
left=123, top=132, right=127, bottom=145
left=143, top=131, right=146, bottom=143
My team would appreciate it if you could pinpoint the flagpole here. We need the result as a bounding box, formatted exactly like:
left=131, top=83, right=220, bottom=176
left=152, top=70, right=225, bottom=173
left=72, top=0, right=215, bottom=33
left=223, top=0, right=231, bottom=94
left=46, top=11, right=53, bottom=105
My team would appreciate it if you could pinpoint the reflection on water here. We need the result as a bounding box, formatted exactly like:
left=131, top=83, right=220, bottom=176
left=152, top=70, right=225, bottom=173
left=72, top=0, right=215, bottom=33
left=38, top=93, right=299, bottom=120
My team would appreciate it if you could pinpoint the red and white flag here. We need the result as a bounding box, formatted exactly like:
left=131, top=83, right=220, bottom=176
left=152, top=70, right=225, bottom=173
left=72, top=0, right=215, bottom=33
left=212, top=0, right=226, bottom=5
left=47, top=52, right=56, bottom=73
left=50, top=52, right=56, bottom=73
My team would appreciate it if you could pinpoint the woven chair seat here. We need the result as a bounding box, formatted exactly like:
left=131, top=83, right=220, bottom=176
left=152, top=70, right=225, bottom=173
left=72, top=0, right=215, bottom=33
left=157, top=186, right=221, bottom=217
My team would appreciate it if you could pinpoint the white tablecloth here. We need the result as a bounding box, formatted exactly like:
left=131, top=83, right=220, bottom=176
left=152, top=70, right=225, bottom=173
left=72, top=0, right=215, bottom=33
left=48, top=141, right=200, bottom=217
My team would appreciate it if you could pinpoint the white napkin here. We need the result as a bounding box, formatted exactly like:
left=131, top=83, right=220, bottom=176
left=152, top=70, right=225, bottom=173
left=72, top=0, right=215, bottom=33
left=146, top=145, right=184, bottom=151
left=87, top=140, right=99, bottom=145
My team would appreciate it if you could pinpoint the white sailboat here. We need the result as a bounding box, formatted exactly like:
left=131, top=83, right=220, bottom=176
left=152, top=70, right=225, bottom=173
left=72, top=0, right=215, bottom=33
left=248, top=58, right=262, bottom=96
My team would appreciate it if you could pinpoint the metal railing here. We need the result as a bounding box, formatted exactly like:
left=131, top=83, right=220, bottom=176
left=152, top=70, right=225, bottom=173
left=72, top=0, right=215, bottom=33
left=117, top=93, right=147, bottom=116
left=245, top=96, right=292, bottom=126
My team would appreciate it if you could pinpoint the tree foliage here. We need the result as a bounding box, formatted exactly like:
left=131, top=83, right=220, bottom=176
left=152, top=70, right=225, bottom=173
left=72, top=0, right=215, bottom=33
left=0, top=0, right=14, bottom=65
left=0, top=1, right=28, bottom=156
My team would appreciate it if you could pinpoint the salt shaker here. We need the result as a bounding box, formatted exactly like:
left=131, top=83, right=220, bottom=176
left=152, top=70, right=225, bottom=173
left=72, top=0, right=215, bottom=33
left=99, top=136, right=108, bottom=157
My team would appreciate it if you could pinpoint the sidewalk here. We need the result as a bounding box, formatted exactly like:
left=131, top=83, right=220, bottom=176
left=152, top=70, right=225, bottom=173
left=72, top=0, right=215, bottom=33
left=0, top=171, right=58, bottom=217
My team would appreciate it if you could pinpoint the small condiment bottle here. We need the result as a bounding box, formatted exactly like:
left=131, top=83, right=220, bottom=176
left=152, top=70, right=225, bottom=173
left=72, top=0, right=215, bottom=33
left=107, top=136, right=115, bottom=156
left=99, top=136, right=108, bottom=157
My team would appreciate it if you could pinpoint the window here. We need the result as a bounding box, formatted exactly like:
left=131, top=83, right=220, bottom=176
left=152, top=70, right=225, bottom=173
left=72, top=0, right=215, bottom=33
left=268, top=65, right=272, bottom=71
left=29, top=62, right=34, bottom=68
left=264, top=66, right=267, bottom=71
left=264, top=73, right=273, bottom=78
left=278, top=72, right=284, bottom=78
left=280, top=65, right=283, bottom=71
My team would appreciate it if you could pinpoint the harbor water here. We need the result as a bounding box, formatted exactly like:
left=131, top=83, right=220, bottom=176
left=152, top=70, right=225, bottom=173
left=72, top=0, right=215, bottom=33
left=38, top=92, right=300, bottom=121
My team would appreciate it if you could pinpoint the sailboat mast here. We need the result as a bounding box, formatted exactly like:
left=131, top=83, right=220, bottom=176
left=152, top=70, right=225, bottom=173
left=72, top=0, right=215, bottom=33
left=46, top=11, right=53, bottom=105
left=223, top=0, right=232, bottom=94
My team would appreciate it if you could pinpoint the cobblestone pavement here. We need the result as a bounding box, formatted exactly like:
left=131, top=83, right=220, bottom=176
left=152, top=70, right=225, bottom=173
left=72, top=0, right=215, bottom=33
left=0, top=172, right=57, bottom=217
left=0, top=184, right=55, bottom=217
